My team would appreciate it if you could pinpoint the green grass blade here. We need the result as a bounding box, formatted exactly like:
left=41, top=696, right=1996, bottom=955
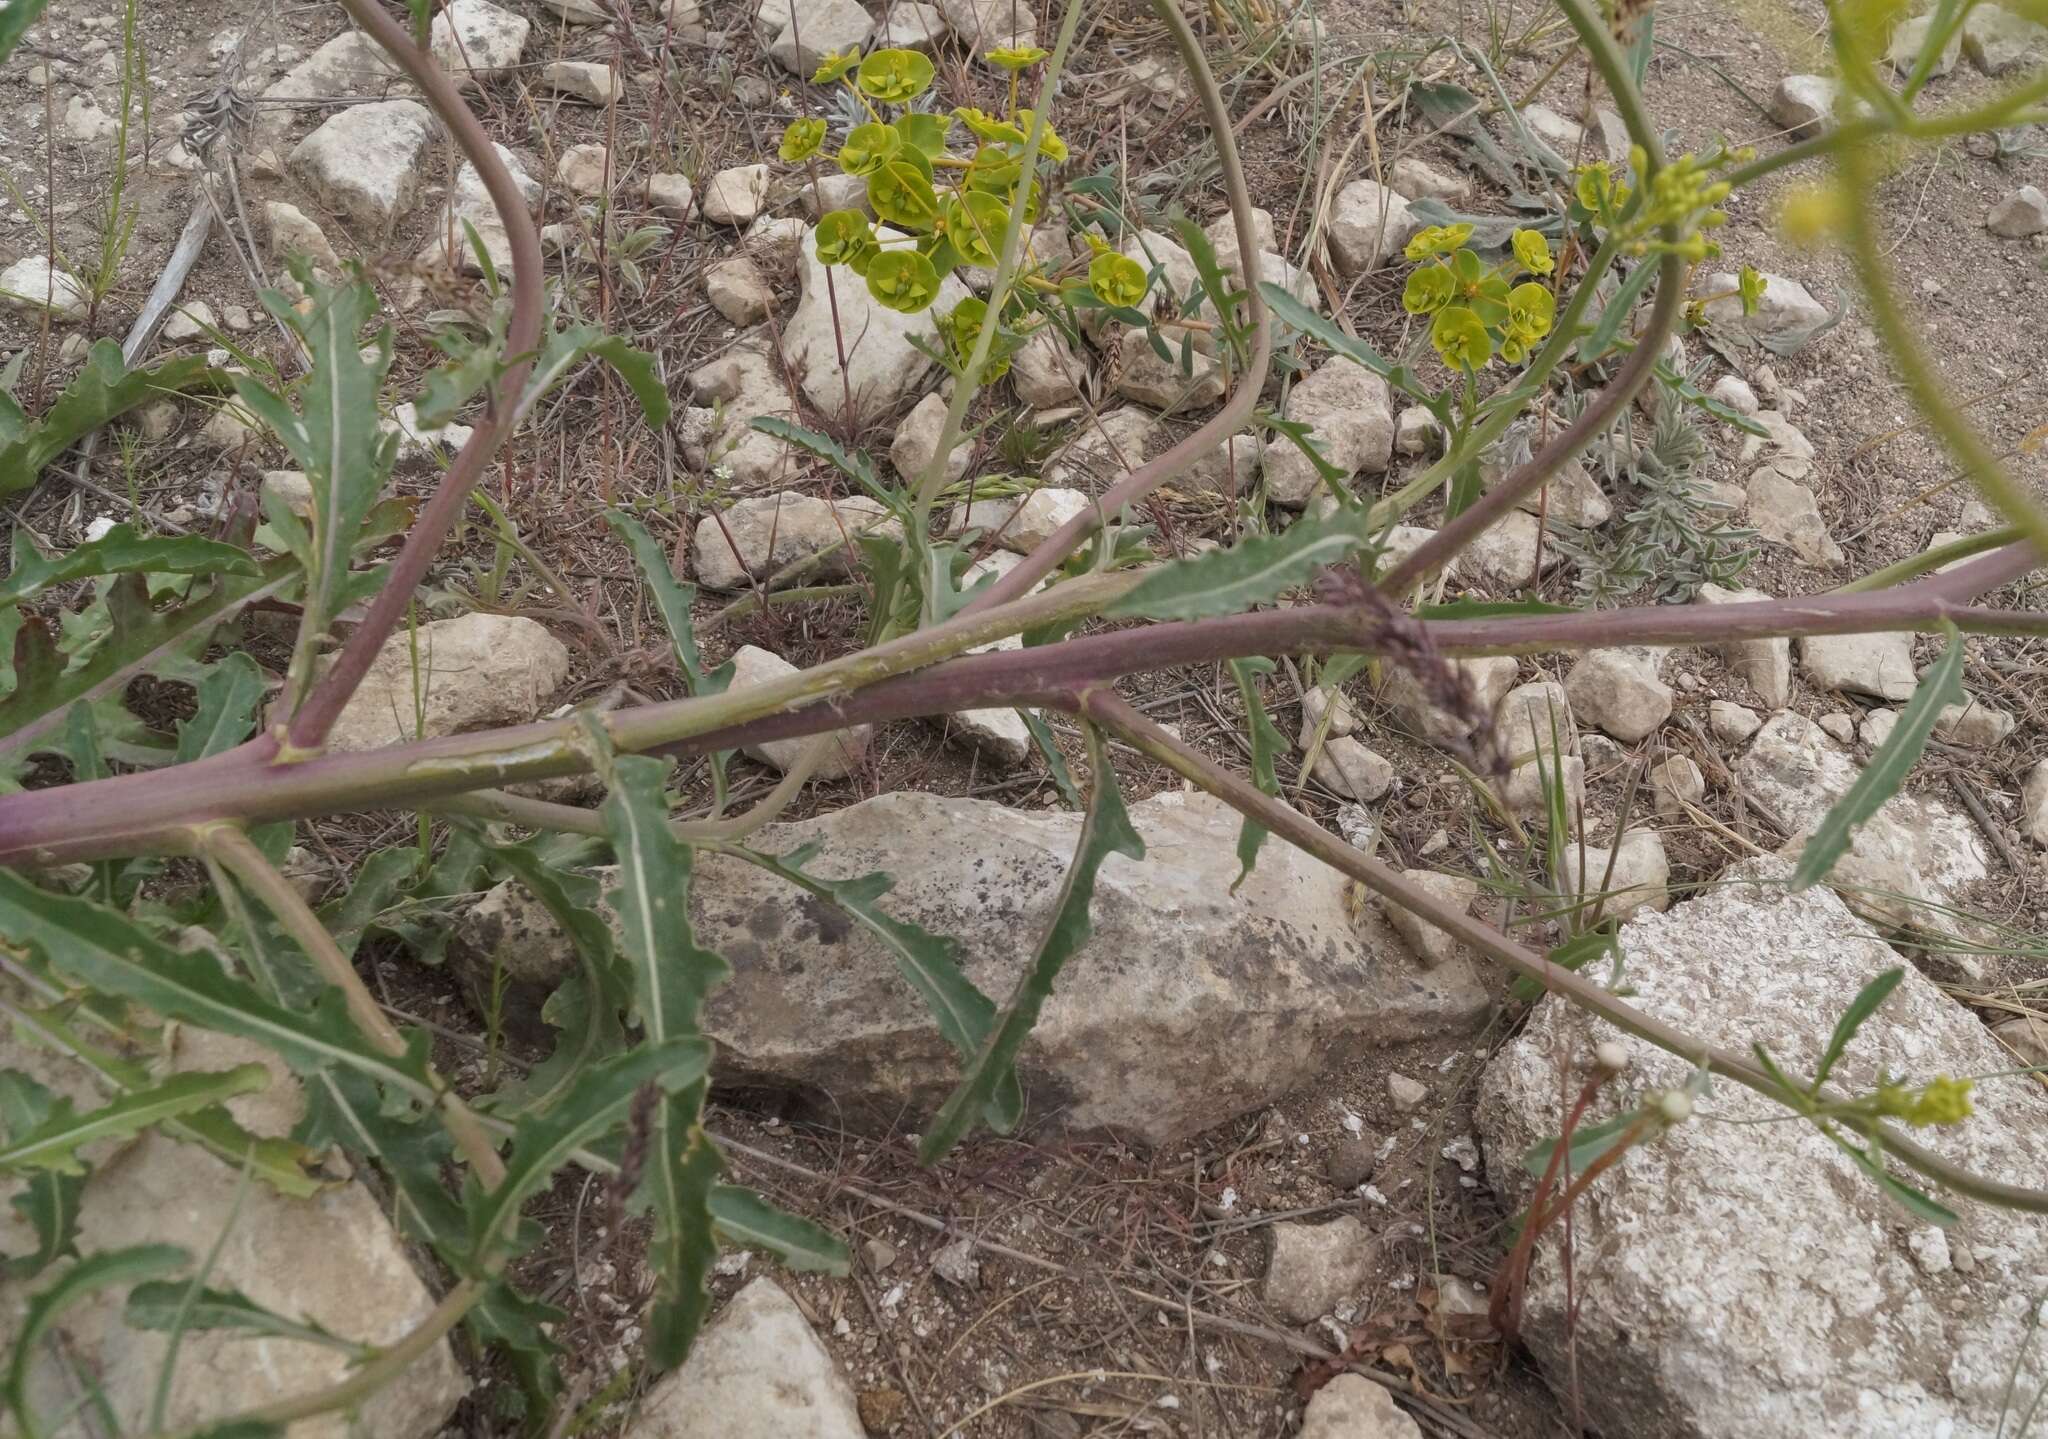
left=919, top=724, right=1145, bottom=1162
left=1811, top=967, right=1904, bottom=1094
left=1225, top=657, right=1285, bottom=888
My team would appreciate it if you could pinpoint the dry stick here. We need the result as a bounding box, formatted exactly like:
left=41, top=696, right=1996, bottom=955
left=283, top=0, right=547, bottom=756
left=1073, top=689, right=2048, bottom=1214
left=959, top=0, right=1275, bottom=614
left=199, top=825, right=507, bottom=1191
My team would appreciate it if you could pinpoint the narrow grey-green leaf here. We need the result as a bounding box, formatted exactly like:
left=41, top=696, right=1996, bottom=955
left=708, top=1184, right=850, bottom=1274
left=605, top=511, right=730, bottom=696
left=0, top=1072, right=82, bottom=1279
left=7, top=1243, right=189, bottom=1429
left=0, top=1065, right=270, bottom=1176
left=1791, top=623, right=1963, bottom=892
left=0, top=525, right=257, bottom=607
left=748, top=415, right=887, bottom=497
left=1578, top=259, right=1661, bottom=363
left=1106, top=506, right=1369, bottom=621
left=173, top=653, right=267, bottom=763
left=598, top=751, right=731, bottom=1368
left=0, top=871, right=439, bottom=1106
left=464, top=1038, right=709, bottom=1268
left=124, top=1281, right=372, bottom=1357
left=1257, top=283, right=1434, bottom=400
left=1226, top=658, right=1285, bottom=889
left=1812, top=968, right=1904, bottom=1094
left=920, top=724, right=1146, bottom=1162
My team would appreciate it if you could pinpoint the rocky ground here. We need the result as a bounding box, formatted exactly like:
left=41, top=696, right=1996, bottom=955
left=5, top=0, right=2048, bottom=1434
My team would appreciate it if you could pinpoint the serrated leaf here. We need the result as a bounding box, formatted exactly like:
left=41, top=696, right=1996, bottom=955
left=513, top=324, right=671, bottom=429
left=0, top=544, right=300, bottom=782
left=124, top=1280, right=372, bottom=1357
left=1106, top=506, right=1369, bottom=621
left=723, top=843, right=1021, bottom=1130
left=0, top=1072, right=83, bottom=1279
left=1791, top=623, right=1963, bottom=892
left=480, top=838, right=628, bottom=1117
left=1020, top=709, right=1082, bottom=809
left=0, top=1065, right=270, bottom=1176
left=6, top=1243, right=190, bottom=1430
left=415, top=332, right=501, bottom=429
left=747, top=416, right=889, bottom=501
left=920, top=724, right=1145, bottom=1162
left=598, top=753, right=732, bottom=1368
left=1226, top=657, right=1284, bottom=889
left=0, top=343, right=219, bottom=495
left=707, top=1185, right=850, bottom=1273
left=173, top=652, right=267, bottom=763
left=465, top=1038, right=709, bottom=1268
left=605, top=512, right=734, bottom=698
left=1812, top=967, right=1903, bottom=1094
left=0, top=525, right=258, bottom=607
left=0, top=871, right=440, bottom=1107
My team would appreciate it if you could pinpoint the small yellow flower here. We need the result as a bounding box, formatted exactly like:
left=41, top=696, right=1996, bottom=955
left=811, top=47, right=861, bottom=84
left=1511, top=227, right=1554, bottom=277
left=986, top=45, right=1049, bottom=70
left=778, top=117, right=826, bottom=163
left=1404, top=223, right=1473, bottom=262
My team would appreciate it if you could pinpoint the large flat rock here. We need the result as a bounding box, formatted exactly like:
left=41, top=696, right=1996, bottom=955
left=456, top=789, right=1489, bottom=1147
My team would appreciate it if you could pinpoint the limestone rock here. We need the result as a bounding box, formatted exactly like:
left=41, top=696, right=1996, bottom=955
left=1886, top=11, right=1962, bottom=75
left=683, top=332, right=798, bottom=486
left=1461, top=511, right=1544, bottom=591
left=1963, top=4, right=2046, bottom=73
left=324, top=614, right=570, bottom=753
left=1819, top=713, right=1858, bottom=745
left=1566, top=829, right=1671, bottom=922
left=1329, top=180, right=1420, bottom=274
left=1380, top=870, right=1480, bottom=968
left=1388, top=155, right=1471, bottom=205
left=432, top=142, right=538, bottom=276
left=2023, top=759, right=2048, bottom=845
left=1738, top=711, right=1987, bottom=930
left=1263, top=362, right=1394, bottom=507
left=1565, top=647, right=1672, bottom=742
left=690, top=492, right=898, bottom=590
left=1703, top=271, right=1830, bottom=349
left=1044, top=407, right=1160, bottom=490
left=628, top=1279, right=864, bottom=1439
left=1479, top=858, right=2048, bottom=1439
left=430, top=0, right=530, bottom=82
left=783, top=224, right=969, bottom=422
left=1183, top=431, right=1265, bottom=495
left=706, top=256, right=774, bottom=326
left=1203, top=205, right=1278, bottom=256
left=1747, top=467, right=1843, bottom=566
left=1381, top=654, right=1518, bottom=747
left=1010, top=327, right=1090, bottom=408
left=290, top=99, right=438, bottom=236
left=1932, top=695, right=2017, bottom=746
left=163, top=301, right=215, bottom=342
left=769, top=0, right=874, bottom=75
left=889, top=392, right=972, bottom=486
left=936, top=0, right=1035, bottom=50
left=728, top=645, right=871, bottom=779
left=1769, top=74, right=1839, bottom=138
left=1312, top=736, right=1394, bottom=802
left=950, top=487, right=1090, bottom=553
left=1498, top=754, right=1586, bottom=824
left=1710, top=375, right=1760, bottom=417
left=1490, top=455, right=1611, bottom=529
left=1264, top=1217, right=1374, bottom=1323
left=875, top=1, right=947, bottom=47
left=647, top=173, right=695, bottom=217
left=0, top=256, right=87, bottom=318
left=541, top=59, right=621, bottom=104
left=1497, top=680, right=1576, bottom=764
left=63, top=94, right=119, bottom=143
left=1988, top=186, right=2048, bottom=238
left=256, top=31, right=406, bottom=146
left=1395, top=406, right=1442, bottom=457
left=454, top=790, right=1490, bottom=1146
left=1652, top=755, right=1706, bottom=816
left=1694, top=582, right=1792, bottom=708
left=539, top=0, right=609, bottom=20
left=1300, top=1374, right=1423, bottom=1439
left=263, top=201, right=341, bottom=282
left=1798, top=631, right=1918, bottom=701
left=1112, top=326, right=1224, bottom=409
left=702, top=164, right=770, bottom=225
left=1862, top=709, right=1901, bottom=747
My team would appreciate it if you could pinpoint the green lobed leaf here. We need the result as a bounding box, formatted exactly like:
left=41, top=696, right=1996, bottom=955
left=598, top=752, right=733, bottom=1368
left=1106, top=505, right=1371, bottom=621
left=722, top=843, right=1022, bottom=1130
left=6, top=1243, right=190, bottom=1431
left=415, top=330, right=503, bottom=429
left=0, top=1065, right=270, bottom=1176
left=0, top=525, right=258, bottom=608
left=0, top=0, right=55, bottom=67
left=464, top=1037, right=711, bottom=1269
left=707, top=1184, right=851, bottom=1274
left=0, top=343, right=219, bottom=495
left=172, top=652, right=267, bottom=764
left=920, top=724, right=1146, bottom=1162
left=1791, top=623, right=1964, bottom=892
left=0, top=1072, right=83, bottom=1279
left=124, top=1280, right=372, bottom=1357
left=1811, top=967, right=1904, bottom=1095
left=0, top=871, right=440, bottom=1107
left=1225, top=658, right=1286, bottom=890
